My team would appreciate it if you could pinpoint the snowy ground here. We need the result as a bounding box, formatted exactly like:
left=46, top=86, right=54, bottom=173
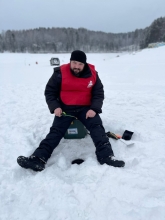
left=0, top=47, right=165, bottom=220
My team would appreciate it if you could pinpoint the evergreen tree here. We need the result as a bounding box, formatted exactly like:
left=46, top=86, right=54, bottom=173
left=144, top=17, right=165, bottom=47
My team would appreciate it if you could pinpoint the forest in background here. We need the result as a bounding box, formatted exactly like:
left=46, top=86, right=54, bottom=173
left=0, top=16, right=165, bottom=53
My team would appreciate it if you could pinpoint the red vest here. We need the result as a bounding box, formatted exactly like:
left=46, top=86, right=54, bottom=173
left=60, top=63, right=97, bottom=105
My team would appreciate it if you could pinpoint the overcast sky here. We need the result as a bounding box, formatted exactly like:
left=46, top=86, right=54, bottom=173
left=0, top=0, right=165, bottom=33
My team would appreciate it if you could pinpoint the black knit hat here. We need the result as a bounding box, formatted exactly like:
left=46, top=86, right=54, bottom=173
left=70, top=50, right=87, bottom=64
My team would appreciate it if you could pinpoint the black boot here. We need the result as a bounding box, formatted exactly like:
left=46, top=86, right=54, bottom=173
left=17, top=156, right=45, bottom=171
left=99, top=156, right=125, bottom=167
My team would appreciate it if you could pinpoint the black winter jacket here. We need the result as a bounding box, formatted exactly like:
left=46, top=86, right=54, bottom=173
left=44, top=63, right=104, bottom=114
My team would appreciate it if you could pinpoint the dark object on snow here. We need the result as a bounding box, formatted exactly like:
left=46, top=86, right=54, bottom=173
left=106, top=131, right=134, bottom=146
left=17, top=156, right=45, bottom=171
left=122, top=130, right=134, bottom=140
left=99, top=156, right=125, bottom=167
left=50, top=58, right=60, bottom=66
left=72, top=159, right=84, bottom=165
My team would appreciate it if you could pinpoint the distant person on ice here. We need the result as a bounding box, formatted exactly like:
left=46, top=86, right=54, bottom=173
left=17, top=50, right=125, bottom=171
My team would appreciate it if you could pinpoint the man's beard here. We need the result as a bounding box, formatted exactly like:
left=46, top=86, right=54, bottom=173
left=72, top=68, right=82, bottom=74
left=70, top=67, right=84, bottom=77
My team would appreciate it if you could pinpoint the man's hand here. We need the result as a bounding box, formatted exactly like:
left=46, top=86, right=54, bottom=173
left=86, top=109, right=96, bottom=119
left=54, top=108, right=62, bottom=117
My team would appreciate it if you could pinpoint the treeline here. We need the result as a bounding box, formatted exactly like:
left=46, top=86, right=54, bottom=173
left=0, top=28, right=144, bottom=53
left=0, top=16, right=164, bottom=53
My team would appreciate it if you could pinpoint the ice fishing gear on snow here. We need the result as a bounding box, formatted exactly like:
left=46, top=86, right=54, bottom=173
left=122, top=130, right=134, bottom=140
left=106, top=131, right=134, bottom=146
left=62, top=111, right=134, bottom=145
left=106, top=132, right=121, bottom=140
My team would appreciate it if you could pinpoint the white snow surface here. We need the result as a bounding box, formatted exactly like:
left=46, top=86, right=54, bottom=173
left=0, top=48, right=165, bottom=220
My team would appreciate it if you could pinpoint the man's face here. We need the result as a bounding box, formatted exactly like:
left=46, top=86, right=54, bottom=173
left=70, top=61, right=85, bottom=74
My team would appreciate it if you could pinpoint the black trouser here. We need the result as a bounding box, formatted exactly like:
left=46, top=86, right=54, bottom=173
left=32, top=107, right=114, bottom=162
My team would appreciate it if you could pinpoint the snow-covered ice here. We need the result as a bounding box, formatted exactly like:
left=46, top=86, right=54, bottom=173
left=0, top=47, right=165, bottom=220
